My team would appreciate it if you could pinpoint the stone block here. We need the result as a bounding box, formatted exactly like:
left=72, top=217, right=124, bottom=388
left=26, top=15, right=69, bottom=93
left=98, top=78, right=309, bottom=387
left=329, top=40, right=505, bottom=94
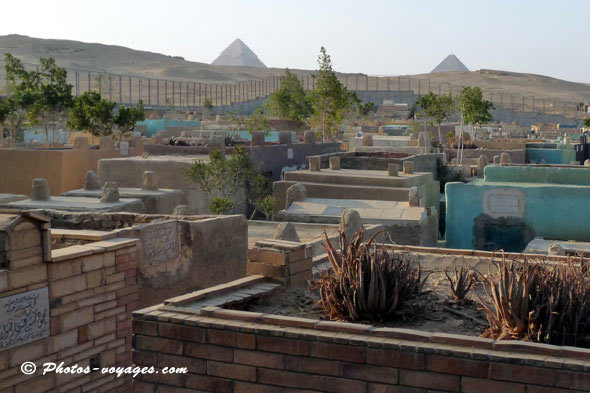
left=362, top=134, right=373, bottom=146
left=409, top=186, right=420, bottom=207
left=83, top=170, right=101, bottom=190
left=500, top=152, right=511, bottom=164
left=100, top=182, right=119, bottom=203
left=329, top=157, right=340, bottom=170
left=31, top=178, right=50, bottom=200
left=403, top=161, right=414, bottom=174
left=142, top=171, right=158, bottom=190
left=493, top=155, right=500, bottom=164
left=273, top=222, right=300, bottom=243
left=339, top=209, right=363, bottom=241
left=285, top=183, right=306, bottom=209
left=308, top=157, right=321, bottom=171
left=209, top=135, right=226, bottom=158
left=120, top=141, right=129, bottom=155
left=476, top=155, right=488, bottom=178
left=304, top=131, right=316, bottom=144
left=387, top=163, right=399, bottom=176
left=251, top=131, right=265, bottom=146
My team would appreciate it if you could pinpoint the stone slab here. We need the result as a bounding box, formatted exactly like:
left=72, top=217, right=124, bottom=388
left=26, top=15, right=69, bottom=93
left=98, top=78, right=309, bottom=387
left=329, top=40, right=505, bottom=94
left=1, top=196, right=144, bottom=213
left=0, top=287, right=50, bottom=350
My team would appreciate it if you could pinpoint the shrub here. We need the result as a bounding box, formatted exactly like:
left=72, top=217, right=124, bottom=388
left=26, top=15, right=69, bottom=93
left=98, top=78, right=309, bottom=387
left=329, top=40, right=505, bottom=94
left=445, top=265, right=473, bottom=302
left=477, top=256, right=590, bottom=347
left=312, top=228, right=427, bottom=322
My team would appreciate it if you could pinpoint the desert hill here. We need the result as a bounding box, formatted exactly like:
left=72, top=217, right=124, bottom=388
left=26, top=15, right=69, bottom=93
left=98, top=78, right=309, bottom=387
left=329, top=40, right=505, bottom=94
left=0, top=34, right=589, bottom=104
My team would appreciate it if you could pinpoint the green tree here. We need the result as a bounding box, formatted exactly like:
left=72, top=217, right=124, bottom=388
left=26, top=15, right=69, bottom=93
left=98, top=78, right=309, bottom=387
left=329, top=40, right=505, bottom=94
left=456, top=86, right=494, bottom=162
left=415, top=92, right=454, bottom=146
left=308, top=47, right=354, bottom=140
left=184, top=146, right=272, bottom=216
left=67, top=91, right=116, bottom=137
left=113, top=101, right=145, bottom=141
left=246, top=107, right=270, bottom=135
left=266, top=68, right=311, bottom=122
left=584, top=118, right=590, bottom=128
left=4, top=54, right=73, bottom=146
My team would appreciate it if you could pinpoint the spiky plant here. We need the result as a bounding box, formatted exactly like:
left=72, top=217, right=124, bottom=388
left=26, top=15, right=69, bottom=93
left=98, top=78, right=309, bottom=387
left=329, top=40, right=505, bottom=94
left=445, top=265, right=473, bottom=302
left=477, top=256, right=590, bottom=347
left=311, top=228, right=427, bottom=322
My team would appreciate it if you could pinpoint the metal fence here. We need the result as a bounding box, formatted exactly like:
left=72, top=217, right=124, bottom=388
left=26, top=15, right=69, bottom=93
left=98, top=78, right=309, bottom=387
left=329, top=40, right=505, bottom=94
left=0, top=60, right=588, bottom=121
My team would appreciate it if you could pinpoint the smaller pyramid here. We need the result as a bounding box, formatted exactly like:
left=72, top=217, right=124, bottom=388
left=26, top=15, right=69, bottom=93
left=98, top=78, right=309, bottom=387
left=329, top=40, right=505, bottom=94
left=211, top=39, right=266, bottom=68
left=431, top=54, right=469, bottom=73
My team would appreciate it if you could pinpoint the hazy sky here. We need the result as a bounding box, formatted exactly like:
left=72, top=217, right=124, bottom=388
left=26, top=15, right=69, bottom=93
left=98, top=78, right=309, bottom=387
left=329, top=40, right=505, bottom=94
left=1, top=0, right=588, bottom=82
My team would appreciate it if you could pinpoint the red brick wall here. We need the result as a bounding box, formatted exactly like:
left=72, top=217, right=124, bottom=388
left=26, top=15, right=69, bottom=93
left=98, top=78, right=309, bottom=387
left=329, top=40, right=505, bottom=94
left=0, top=220, right=139, bottom=393
left=132, top=308, right=590, bottom=393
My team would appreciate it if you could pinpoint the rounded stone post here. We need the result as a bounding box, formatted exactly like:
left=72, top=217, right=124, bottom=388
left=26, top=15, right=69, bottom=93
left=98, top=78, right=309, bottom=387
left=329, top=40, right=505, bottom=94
left=285, top=183, right=307, bottom=209
left=100, top=182, right=120, bottom=203
left=403, top=161, right=414, bottom=174
left=31, top=178, right=50, bottom=201
left=84, top=171, right=101, bottom=190
left=304, top=131, right=316, bottom=144
left=500, top=153, right=511, bottom=164
left=308, top=156, right=321, bottom=171
left=584, top=159, right=590, bottom=167
left=477, top=155, right=488, bottom=178
left=362, top=134, right=373, bottom=147
left=329, top=157, right=340, bottom=170
left=387, top=163, right=399, bottom=176
left=493, top=155, right=500, bottom=164
left=142, top=171, right=158, bottom=190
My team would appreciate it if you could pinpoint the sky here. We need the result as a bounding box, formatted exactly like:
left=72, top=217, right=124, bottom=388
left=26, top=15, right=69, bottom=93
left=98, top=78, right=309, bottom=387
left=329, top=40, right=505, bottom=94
left=1, top=0, right=589, bottom=82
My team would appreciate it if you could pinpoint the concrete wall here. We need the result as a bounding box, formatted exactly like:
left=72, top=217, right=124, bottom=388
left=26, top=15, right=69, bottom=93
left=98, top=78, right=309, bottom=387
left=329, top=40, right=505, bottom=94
left=447, top=149, right=526, bottom=164
left=526, top=145, right=577, bottom=164
left=0, top=144, right=142, bottom=196
left=446, top=166, right=590, bottom=249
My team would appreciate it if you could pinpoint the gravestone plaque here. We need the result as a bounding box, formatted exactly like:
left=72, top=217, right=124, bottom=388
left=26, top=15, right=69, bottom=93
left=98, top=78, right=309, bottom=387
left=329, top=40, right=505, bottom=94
left=0, top=287, right=49, bottom=350
left=141, top=221, right=180, bottom=265
left=483, top=189, right=525, bottom=218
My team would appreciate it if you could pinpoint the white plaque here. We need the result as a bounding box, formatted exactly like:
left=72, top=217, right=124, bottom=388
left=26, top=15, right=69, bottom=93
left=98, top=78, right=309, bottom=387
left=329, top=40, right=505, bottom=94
left=483, top=189, right=525, bottom=218
left=287, top=148, right=293, bottom=160
left=0, top=287, right=50, bottom=350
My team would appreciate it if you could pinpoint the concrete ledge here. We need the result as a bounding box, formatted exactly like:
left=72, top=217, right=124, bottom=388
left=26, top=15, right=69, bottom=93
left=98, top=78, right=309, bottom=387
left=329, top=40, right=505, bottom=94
left=50, top=237, right=138, bottom=262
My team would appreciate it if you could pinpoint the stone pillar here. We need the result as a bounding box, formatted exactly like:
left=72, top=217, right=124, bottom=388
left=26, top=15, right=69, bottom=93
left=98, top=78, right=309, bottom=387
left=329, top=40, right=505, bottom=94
left=339, top=209, right=364, bottom=241
left=73, top=136, right=89, bottom=150
left=403, top=161, right=414, bottom=174
left=308, top=156, right=321, bottom=171
left=500, top=153, right=511, bottom=164
left=362, top=134, right=373, bottom=147
left=387, top=163, right=399, bottom=176
left=477, top=155, right=488, bottom=178
left=493, top=155, right=500, bottom=164
left=285, top=183, right=307, bottom=209
left=409, top=186, right=420, bottom=207
left=100, top=182, right=120, bottom=203
left=278, top=131, right=291, bottom=145
left=251, top=131, right=265, bottom=146
left=31, top=178, right=50, bottom=201
left=142, top=171, right=158, bottom=190
left=304, top=131, right=316, bottom=144
left=120, top=142, right=129, bottom=155
left=247, top=240, right=311, bottom=287
left=84, top=171, right=101, bottom=190
left=209, top=135, right=226, bottom=158
left=329, top=157, right=340, bottom=170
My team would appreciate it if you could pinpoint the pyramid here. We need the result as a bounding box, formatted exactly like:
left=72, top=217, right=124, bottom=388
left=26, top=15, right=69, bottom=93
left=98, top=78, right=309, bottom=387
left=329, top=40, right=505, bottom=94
left=431, top=54, right=469, bottom=73
left=211, top=38, right=266, bottom=68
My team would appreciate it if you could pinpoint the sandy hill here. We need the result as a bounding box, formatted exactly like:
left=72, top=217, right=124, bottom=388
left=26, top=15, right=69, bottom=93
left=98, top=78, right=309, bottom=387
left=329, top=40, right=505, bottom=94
left=0, top=34, right=589, bottom=103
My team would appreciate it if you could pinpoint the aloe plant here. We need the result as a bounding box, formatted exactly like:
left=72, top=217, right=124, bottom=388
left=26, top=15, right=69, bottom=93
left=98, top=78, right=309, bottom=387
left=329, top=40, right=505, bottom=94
left=445, top=265, right=474, bottom=302
left=312, top=228, right=427, bottom=322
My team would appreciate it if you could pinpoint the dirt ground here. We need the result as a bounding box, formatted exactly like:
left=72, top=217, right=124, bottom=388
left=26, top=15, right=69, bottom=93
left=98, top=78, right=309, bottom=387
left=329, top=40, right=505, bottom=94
left=245, top=264, right=490, bottom=337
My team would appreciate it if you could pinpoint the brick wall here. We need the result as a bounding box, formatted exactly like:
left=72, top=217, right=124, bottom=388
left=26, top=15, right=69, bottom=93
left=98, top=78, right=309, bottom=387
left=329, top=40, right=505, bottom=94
left=0, top=215, right=139, bottom=393
left=132, top=293, right=590, bottom=393
left=247, top=240, right=311, bottom=287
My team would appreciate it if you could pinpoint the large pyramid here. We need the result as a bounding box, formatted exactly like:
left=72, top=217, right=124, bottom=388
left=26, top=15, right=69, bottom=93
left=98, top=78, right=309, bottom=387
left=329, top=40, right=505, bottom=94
left=211, top=38, right=266, bottom=68
left=431, top=54, right=469, bottom=73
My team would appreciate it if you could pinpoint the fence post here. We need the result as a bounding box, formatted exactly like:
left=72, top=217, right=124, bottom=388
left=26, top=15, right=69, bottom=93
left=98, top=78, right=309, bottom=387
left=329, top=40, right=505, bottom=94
left=138, top=78, right=142, bottom=104
left=88, top=72, right=91, bottom=92
left=98, top=74, right=102, bottom=96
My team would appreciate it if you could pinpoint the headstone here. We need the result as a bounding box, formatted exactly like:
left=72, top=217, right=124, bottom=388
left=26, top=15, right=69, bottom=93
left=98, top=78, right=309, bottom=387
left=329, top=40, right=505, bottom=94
left=100, top=182, right=120, bottom=203
left=362, top=134, right=373, bottom=147
left=120, top=141, right=129, bottom=155
left=99, top=136, right=114, bottom=150
left=251, top=131, right=265, bottom=146
left=209, top=135, right=226, bottom=158
left=286, top=183, right=307, bottom=208
left=493, top=155, right=500, bottom=164
left=73, top=136, right=89, bottom=150
left=548, top=244, right=566, bottom=256
left=173, top=205, right=192, bottom=216
left=308, top=156, right=321, bottom=171
left=339, top=209, right=364, bottom=241
left=273, top=222, right=300, bottom=242
left=500, top=153, right=511, bottom=164
left=0, top=287, right=50, bottom=350
left=329, top=157, right=340, bottom=170
left=585, top=159, right=590, bottom=167
left=141, top=221, right=180, bottom=264
left=142, top=171, right=158, bottom=190
left=31, top=178, right=50, bottom=201
left=304, top=131, right=316, bottom=144
left=477, top=155, right=488, bottom=178
left=387, top=163, right=399, bottom=176
left=403, top=161, right=414, bottom=174
left=278, top=131, right=291, bottom=145
left=409, top=186, right=420, bottom=207
left=84, top=171, right=101, bottom=190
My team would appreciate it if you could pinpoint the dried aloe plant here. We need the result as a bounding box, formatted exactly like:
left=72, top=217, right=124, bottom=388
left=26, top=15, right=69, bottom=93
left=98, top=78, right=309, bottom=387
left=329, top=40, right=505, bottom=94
left=311, top=228, right=427, bottom=322
left=445, top=265, right=473, bottom=301
left=477, top=255, right=590, bottom=347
